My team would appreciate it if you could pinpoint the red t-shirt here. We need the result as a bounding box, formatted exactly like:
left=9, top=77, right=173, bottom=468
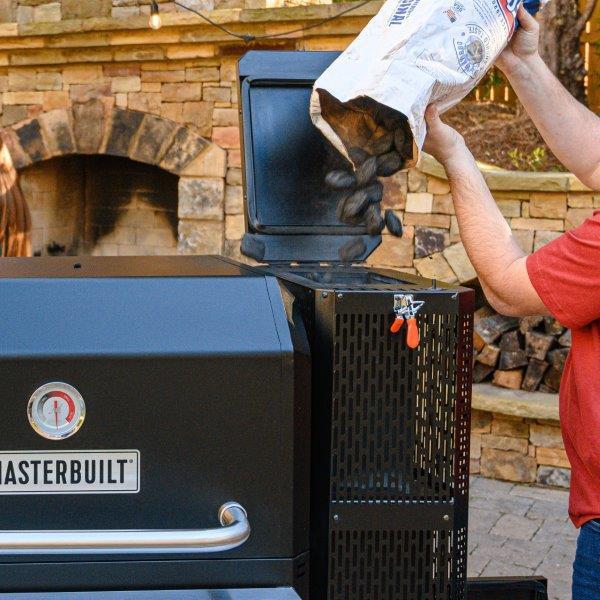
left=527, top=209, right=600, bottom=528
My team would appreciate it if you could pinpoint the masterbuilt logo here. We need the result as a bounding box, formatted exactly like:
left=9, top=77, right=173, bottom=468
left=388, top=0, right=420, bottom=26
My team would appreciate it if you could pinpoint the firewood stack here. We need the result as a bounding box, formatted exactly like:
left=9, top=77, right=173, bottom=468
left=473, top=307, right=571, bottom=393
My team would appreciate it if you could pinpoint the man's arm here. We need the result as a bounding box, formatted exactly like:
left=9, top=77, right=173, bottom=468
left=496, top=6, right=600, bottom=190
left=423, top=106, right=549, bottom=317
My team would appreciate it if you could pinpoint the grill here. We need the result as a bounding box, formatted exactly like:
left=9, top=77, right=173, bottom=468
left=0, top=50, right=547, bottom=600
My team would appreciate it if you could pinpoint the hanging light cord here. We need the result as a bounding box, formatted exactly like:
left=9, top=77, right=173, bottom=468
left=172, top=0, right=374, bottom=43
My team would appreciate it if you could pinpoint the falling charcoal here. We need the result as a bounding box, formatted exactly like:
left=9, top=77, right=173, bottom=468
left=364, top=204, right=385, bottom=235
left=384, top=209, right=403, bottom=237
left=325, top=170, right=356, bottom=189
left=369, top=131, right=394, bottom=156
left=339, top=237, right=366, bottom=262
left=377, top=151, right=403, bottom=177
left=341, top=189, right=370, bottom=221
left=355, top=156, right=378, bottom=186
left=348, top=147, right=370, bottom=166
left=336, top=192, right=351, bottom=223
left=364, top=181, right=384, bottom=204
left=394, top=128, right=406, bottom=154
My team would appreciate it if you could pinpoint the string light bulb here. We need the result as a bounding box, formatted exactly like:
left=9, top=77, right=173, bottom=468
left=149, top=0, right=162, bottom=30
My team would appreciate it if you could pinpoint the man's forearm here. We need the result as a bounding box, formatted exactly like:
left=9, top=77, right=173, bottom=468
left=444, top=154, right=522, bottom=295
left=505, top=55, right=600, bottom=189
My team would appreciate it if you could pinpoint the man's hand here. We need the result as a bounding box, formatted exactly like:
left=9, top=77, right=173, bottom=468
left=496, top=5, right=540, bottom=76
left=423, top=105, right=472, bottom=169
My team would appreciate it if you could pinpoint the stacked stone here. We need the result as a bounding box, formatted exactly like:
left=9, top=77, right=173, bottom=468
left=471, top=409, right=570, bottom=489
left=0, top=4, right=597, bottom=266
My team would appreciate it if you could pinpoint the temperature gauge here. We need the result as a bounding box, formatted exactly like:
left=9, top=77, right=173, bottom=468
left=28, top=382, right=86, bottom=440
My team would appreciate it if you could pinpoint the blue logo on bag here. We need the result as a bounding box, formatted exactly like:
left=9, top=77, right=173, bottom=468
left=389, top=0, right=419, bottom=25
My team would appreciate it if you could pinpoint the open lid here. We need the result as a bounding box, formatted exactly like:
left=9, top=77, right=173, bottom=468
left=238, top=51, right=381, bottom=263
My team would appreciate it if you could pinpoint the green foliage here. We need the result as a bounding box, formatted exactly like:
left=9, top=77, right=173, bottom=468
left=508, top=146, right=548, bottom=171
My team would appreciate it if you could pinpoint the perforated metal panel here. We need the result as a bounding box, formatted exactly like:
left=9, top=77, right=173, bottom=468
left=326, top=295, right=472, bottom=600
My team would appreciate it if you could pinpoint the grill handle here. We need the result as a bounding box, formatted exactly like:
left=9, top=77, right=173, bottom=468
left=0, top=501, right=250, bottom=555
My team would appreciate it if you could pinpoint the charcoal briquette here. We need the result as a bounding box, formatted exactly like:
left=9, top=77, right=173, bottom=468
left=348, top=147, right=370, bottom=166
left=364, top=204, right=385, bottom=236
left=369, top=131, right=394, bottom=156
left=385, top=209, right=403, bottom=237
left=376, top=151, right=402, bottom=177
left=325, top=169, right=356, bottom=189
left=364, top=181, right=384, bottom=204
left=355, top=156, right=378, bottom=186
left=394, top=127, right=406, bottom=154
left=342, top=188, right=370, bottom=220
left=339, top=238, right=366, bottom=262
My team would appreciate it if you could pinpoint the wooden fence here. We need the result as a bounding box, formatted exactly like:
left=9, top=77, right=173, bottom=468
left=471, top=6, right=600, bottom=113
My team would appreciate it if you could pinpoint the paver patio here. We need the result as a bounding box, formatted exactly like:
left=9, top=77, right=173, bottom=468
left=469, top=476, right=576, bottom=600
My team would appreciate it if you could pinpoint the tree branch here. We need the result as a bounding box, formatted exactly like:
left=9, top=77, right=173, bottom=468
left=576, top=0, right=599, bottom=35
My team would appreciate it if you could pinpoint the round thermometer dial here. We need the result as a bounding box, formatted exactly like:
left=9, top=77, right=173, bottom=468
left=28, top=383, right=86, bottom=440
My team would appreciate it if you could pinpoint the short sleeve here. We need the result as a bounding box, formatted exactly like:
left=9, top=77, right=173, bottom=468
left=526, top=210, right=600, bottom=330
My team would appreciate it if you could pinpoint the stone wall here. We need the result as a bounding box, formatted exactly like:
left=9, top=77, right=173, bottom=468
left=369, top=157, right=599, bottom=284
left=0, top=0, right=333, bottom=24
left=471, top=409, right=570, bottom=489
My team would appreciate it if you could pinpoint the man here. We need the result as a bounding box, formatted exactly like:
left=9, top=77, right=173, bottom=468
left=423, top=6, right=600, bottom=598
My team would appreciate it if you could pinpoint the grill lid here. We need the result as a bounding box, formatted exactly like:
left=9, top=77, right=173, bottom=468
left=237, top=51, right=381, bottom=264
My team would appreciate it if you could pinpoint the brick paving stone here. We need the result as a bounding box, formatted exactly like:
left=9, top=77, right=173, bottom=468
left=490, top=513, right=543, bottom=540
left=469, top=476, right=575, bottom=600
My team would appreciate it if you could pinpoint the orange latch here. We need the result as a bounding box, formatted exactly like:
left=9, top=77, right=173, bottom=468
left=390, top=294, right=424, bottom=349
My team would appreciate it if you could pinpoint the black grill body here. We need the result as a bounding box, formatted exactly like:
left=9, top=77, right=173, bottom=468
left=0, top=256, right=311, bottom=596
left=261, top=265, right=474, bottom=600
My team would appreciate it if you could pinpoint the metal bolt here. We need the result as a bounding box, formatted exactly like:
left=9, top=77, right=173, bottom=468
left=322, top=291, right=328, bottom=298
left=337, top=293, right=343, bottom=300
left=443, top=514, right=450, bottom=522
left=333, top=514, right=340, bottom=523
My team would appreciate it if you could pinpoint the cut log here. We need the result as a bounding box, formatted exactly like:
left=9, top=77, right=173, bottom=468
left=493, top=369, right=524, bottom=390
left=499, top=349, right=529, bottom=371
left=477, top=344, right=501, bottom=367
left=499, top=330, right=522, bottom=352
left=522, top=359, right=549, bottom=392
left=539, top=384, right=555, bottom=394
left=474, top=314, right=520, bottom=347
left=473, top=362, right=495, bottom=383
left=543, top=367, right=563, bottom=392
left=544, top=316, right=565, bottom=337
left=519, top=316, right=544, bottom=334
left=559, top=329, right=572, bottom=347
left=548, top=348, right=569, bottom=372
left=525, top=331, right=555, bottom=361
left=474, top=306, right=494, bottom=324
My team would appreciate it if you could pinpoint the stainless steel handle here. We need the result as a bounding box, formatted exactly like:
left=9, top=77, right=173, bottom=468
left=0, top=501, right=250, bottom=554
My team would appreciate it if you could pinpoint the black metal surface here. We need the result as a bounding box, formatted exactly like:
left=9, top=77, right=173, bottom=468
left=237, top=51, right=381, bottom=263
left=0, top=555, right=308, bottom=594
left=0, top=588, right=302, bottom=599
left=0, top=257, right=310, bottom=572
left=466, top=577, right=549, bottom=599
left=269, top=266, right=475, bottom=600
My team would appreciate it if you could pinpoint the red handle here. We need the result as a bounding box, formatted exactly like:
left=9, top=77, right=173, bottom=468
left=390, top=316, right=404, bottom=334
left=406, top=317, right=420, bottom=349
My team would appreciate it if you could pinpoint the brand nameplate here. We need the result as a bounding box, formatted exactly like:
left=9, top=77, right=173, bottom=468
left=0, top=450, right=139, bottom=495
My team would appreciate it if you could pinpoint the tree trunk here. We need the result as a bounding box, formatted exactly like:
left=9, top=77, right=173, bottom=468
left=538, top=0, right=598, bottom=103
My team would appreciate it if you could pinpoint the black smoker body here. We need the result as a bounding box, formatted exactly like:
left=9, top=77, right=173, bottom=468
left=0, top=50, right=547, bottom=600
